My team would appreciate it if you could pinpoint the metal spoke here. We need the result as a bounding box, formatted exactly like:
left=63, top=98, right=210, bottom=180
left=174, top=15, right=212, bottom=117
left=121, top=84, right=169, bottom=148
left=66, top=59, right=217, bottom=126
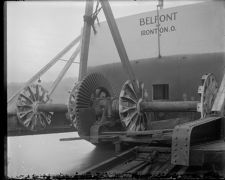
left=71, top=94, right=76, bottom=100
left=119, top=80, right=148, bottom=131
left=44, top=113, right=51, bottom=124
left=126, top=82, right=138, bottom=100
left=17, top=103, right=32, bottom=107
left=123, top=111, right=137, bottom=126
left=23, top=113, right=34, bottom=128
left=135, top=119, right=141, bottom=131
left=39, top=92, right=45, bottom=103
left=40, top=112, right=51, bottom=125
left=26, top=86, right=36, bottom=102
left=36, top=84, right=39, bottom=101
left=128, top=115, right=138, bottom=131
left=18, top=109, right=33, bottom=119
left=20, top=93, right=33, bottom=104
left=120, top=106, right=136, bottom=114
left=38, top=114, right=46, bottom=128
left=126, top=112, right=138, bottom=127
left=121, top=95, right=137, bottom=104
left=30, top=120, right=35, bottom=131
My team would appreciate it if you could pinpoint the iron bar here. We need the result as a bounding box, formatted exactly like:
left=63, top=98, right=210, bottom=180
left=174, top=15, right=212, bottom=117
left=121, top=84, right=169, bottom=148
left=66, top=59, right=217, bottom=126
left=37, top=104, right=68, bottom=112
left=140, top=101, right=198, bottom=112
left=78, top=0, right=94, bottom=81
left=156, top=5, right=161, bottom=58
left=101, top=129, right=173, bottom=137
left=59, top=137, right=83, bottom=141
left=7, top=35, right=81, bottom=106
left=58, top=58, right=80, bottom=64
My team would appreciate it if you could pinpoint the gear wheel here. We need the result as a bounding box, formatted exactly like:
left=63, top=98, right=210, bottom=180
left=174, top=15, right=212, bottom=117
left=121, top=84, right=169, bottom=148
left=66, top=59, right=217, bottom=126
left=74, top=73, right=113, bottom=137
left=16, top=84, right=52, bottom=131
left=197, top=73, right=218, bottom=118
left=68, top=81, right=81, bottom=129
left=119, top=80, right=149, bottom=131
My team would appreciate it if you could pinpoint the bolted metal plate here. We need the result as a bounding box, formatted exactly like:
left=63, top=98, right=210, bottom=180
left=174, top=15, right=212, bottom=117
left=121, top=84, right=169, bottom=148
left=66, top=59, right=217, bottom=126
left=171, top=125, right=191, bottom=166
left=171, top=116, right=221, bottom=166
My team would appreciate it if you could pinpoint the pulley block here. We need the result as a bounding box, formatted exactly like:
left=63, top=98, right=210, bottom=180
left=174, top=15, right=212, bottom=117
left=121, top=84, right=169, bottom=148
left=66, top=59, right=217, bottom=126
left=73, top=73, right=114, bottom=137
left=16, top=84, right=52, bottom=131
left=119, top=80, right=149, bottom=131
left=197, top=73, right=218, bottom=118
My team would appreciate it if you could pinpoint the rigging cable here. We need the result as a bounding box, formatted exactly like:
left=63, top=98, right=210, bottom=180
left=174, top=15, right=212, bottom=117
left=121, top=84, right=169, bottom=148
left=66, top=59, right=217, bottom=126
left=83, top=1, right=102, bottom=34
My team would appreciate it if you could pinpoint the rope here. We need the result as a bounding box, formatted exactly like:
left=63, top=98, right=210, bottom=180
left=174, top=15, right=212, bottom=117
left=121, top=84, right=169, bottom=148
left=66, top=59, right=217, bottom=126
left=83, top=1, right=102, bottom=34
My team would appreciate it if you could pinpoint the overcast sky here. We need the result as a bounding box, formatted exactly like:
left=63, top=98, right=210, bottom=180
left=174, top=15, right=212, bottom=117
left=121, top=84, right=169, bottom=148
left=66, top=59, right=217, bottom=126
left=6, top=0, right=200, bottom=83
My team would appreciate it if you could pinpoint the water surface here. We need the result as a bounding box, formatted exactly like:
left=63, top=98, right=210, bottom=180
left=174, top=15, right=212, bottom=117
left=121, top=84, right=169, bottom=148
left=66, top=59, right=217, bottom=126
left=7, top=132, right=116, bottom=177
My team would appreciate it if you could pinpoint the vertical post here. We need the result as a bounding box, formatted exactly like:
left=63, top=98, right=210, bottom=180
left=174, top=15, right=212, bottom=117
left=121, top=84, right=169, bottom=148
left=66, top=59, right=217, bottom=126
left=78, top=0, right=94, bottom=81
left=99, top=0, right=139, bottom=94
left=156, top=5, right=161, bottom=58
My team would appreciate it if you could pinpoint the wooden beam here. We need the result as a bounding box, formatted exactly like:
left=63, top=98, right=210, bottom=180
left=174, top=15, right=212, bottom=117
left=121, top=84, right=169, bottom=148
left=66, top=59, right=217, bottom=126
left=99, top=0, right=139, bottom=94
left=78, top=0, right=94, bottom=81
left=8, top=35, right=81, bottom=106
